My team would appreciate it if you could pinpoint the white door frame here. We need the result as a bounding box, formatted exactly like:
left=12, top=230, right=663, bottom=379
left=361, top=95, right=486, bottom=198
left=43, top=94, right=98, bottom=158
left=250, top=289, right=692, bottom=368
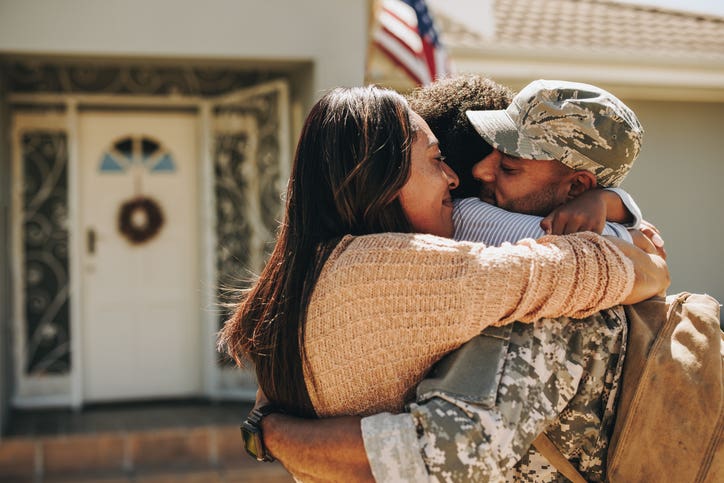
left=9, top=79, right=291, bottom=408
left=10, top=110, right=75, bottom=407
left=202, top=80, right=291, bottom=400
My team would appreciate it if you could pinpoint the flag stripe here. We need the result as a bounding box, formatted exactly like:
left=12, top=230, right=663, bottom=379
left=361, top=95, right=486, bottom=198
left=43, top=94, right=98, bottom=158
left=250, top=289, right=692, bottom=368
left=374, top=29, right=431, bottom=85
left=378, top=10, right=423, bottom=54
left=372, top=0, right=452, bottom=86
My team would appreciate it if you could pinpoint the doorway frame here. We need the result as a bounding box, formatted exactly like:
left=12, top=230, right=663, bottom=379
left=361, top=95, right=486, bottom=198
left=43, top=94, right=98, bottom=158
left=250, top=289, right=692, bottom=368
left=9, top=79, right=291, bottom=408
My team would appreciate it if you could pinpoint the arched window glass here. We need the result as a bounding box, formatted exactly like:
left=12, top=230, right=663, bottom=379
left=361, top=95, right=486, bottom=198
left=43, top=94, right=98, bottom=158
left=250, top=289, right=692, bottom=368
left=99, top=135, right=176, bottom=173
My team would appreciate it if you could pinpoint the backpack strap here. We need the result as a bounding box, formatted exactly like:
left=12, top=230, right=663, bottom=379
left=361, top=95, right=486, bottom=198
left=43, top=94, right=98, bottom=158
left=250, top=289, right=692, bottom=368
left=532, top=433, right=587, bottom=483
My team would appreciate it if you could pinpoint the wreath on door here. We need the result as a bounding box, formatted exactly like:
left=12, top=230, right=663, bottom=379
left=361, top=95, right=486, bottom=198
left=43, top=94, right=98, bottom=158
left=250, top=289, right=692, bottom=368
left=118, top=196, right=165, bottom=245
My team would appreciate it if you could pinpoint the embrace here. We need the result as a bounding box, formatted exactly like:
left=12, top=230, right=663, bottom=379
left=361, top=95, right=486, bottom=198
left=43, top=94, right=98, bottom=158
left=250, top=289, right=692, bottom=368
left=220, top=76, right=719, bottom=481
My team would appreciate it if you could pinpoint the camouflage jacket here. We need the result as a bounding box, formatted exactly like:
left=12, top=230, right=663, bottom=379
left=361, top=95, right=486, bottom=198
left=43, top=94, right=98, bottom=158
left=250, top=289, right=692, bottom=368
left=361, top=307, right=627, bottom=482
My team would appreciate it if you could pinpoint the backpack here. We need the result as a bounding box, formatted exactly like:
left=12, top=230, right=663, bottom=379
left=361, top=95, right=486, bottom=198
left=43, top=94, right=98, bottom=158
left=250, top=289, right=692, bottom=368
left=608, top=292, right=723, bottom=482
left=535, top=293, right=723, bottom=482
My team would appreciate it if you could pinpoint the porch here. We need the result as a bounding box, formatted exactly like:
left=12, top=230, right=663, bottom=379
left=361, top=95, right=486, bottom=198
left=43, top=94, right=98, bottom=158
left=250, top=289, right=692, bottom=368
left=0, top=399, right=293, bottom=482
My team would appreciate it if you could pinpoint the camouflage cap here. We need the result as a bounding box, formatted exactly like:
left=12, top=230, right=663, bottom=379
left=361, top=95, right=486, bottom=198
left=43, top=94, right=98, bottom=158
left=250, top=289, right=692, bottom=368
left=465, top=79, right=643, bottom=187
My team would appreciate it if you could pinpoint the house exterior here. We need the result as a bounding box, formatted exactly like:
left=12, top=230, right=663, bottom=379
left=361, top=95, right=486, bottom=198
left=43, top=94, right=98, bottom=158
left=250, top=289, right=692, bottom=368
left=0, top=0, right=723, bottom=442
left=0, top=0, right=370, bottom=436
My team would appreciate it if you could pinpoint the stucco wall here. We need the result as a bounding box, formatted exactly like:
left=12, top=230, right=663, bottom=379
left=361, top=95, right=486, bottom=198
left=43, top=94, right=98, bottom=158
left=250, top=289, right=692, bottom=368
left=0, top=0, right=369, bottom=99
left=621, top=99, right=724, bottom=318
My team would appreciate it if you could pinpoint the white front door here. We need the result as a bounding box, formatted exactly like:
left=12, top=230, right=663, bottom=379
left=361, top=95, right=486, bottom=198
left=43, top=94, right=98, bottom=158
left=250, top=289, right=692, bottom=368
left=79, top=110, right=200, bottom=402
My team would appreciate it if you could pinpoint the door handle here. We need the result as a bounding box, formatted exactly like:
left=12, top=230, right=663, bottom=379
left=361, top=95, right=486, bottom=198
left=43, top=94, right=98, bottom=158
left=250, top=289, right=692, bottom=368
left=87, top=228, right=96, bottom=255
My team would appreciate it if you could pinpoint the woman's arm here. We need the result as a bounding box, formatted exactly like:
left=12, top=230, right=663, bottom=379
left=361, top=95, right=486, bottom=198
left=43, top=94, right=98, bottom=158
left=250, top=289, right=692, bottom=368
left=306, top=232, right=652, bottom=416
left=495, top=232, right=668, bottom=320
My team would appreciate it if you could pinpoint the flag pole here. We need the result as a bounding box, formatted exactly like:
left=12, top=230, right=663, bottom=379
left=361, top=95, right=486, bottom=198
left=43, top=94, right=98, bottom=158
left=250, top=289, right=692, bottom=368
left=364, top=0, right=380, bottom=85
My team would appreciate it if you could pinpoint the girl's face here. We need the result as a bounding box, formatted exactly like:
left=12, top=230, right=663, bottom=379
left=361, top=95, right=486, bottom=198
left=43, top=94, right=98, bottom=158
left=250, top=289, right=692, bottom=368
left=398, top=112, right=460, bottom=238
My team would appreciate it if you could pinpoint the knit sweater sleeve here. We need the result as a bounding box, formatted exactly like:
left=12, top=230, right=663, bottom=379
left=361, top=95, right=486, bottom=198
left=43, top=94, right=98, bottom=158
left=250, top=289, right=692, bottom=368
left=304, top=231, right=634, bottom=417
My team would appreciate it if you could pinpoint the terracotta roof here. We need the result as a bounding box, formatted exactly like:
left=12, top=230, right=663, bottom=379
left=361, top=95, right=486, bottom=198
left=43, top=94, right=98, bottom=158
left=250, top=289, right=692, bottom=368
left=436, top=0, right=724, bottom=64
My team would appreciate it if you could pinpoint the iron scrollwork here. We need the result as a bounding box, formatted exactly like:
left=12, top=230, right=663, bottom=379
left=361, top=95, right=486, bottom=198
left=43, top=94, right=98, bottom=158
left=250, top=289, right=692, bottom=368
left=22, top=131, right=71, bottom=374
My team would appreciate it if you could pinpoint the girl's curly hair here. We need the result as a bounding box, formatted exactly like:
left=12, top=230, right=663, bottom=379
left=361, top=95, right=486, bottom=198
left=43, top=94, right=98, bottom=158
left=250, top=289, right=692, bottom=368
left=407, top=75, right=514, bottom=198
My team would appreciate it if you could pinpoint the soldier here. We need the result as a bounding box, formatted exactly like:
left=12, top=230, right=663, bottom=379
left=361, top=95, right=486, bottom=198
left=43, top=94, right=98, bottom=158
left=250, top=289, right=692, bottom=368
left=243, top=77, right=661, bottom=481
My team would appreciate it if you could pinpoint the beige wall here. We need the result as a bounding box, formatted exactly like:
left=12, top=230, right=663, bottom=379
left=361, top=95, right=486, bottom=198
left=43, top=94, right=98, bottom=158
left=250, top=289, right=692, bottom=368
left=621, top=99, right=724, bottom=315
left=0, top=0, right=369, bottom=96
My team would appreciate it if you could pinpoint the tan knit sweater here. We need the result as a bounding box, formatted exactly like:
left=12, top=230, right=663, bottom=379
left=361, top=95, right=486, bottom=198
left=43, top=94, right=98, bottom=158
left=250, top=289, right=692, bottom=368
left=303, top=232, right=634, bottom=417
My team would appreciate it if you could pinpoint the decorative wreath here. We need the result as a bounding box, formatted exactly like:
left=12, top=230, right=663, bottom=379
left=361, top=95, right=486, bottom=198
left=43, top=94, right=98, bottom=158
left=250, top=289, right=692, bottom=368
left=118, top=196, right=165, bottom=245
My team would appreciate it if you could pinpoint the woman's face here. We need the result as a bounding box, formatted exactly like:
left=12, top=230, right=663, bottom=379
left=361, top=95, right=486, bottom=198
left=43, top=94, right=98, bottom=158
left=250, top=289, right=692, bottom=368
left=398, top=112, right=460, bottom=238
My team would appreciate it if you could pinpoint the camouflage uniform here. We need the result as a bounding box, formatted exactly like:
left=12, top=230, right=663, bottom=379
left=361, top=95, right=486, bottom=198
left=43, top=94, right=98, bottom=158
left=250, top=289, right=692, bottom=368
left=362, top=307, right=626, bottom=482
left=466, top=79, right=643, bottom=188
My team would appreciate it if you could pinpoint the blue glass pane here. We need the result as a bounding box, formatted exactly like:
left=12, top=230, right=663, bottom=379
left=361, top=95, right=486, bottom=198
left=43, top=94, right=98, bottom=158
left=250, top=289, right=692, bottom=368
left=151, top=153, right=175, bottom=172
left=100, top=153, right=125, bottom=172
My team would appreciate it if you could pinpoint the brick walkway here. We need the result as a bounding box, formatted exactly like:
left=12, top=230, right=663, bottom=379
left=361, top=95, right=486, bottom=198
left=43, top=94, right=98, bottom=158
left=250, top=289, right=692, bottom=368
left=1, top=401, right=294, bottom=482
left=1, top=426, right=294, bottom=482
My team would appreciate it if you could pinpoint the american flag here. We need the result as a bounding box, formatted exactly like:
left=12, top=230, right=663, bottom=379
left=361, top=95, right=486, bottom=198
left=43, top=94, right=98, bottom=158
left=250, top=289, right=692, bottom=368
left=372, top=0, right=452, bottom=86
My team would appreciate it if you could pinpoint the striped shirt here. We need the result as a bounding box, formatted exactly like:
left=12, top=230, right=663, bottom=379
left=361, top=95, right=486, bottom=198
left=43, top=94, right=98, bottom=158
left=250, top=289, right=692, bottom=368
left=453, top=197, right=634, bottom=245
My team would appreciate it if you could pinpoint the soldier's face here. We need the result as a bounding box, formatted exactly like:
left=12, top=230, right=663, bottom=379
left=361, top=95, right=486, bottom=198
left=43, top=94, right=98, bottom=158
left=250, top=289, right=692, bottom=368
left=471, top=149, right=571, bottom=216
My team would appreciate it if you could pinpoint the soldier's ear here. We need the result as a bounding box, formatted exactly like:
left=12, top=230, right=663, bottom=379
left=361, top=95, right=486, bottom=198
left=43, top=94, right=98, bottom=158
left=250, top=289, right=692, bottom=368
left=567, top=170, right=597, bottom=199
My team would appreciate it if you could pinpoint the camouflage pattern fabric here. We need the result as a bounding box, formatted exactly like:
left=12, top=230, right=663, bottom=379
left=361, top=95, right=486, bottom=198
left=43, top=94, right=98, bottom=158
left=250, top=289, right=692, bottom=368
left=466, top=80, right=643, bottom=187
left=363, top=307, right=626, bottom=482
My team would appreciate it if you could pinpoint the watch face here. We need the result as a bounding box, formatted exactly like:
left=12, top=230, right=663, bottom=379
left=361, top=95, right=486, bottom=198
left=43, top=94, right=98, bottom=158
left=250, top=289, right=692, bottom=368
left=241, top=422, right=262, bottom=460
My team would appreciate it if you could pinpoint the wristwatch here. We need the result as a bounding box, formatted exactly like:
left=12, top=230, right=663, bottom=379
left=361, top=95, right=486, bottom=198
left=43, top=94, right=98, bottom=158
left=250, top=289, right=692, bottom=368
left=240, top=404, right=280, bottom=462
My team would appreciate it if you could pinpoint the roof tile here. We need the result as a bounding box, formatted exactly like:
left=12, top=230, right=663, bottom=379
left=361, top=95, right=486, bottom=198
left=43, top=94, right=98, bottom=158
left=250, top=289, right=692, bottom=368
left=437, top=0, right=724, bottom=63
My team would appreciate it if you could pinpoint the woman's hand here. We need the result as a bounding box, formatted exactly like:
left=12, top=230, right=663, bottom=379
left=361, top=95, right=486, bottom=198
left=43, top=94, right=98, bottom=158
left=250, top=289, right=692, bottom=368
left=605, top=235, right=669, bottom=303
left=629, top=229, right=658, bottom=255
left=638, top=220, right=666, bottom=259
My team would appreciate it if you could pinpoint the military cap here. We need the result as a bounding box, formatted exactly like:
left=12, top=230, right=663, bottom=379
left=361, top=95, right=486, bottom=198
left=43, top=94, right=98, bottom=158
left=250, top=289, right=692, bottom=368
left=466, top=79, right=643, bottom=187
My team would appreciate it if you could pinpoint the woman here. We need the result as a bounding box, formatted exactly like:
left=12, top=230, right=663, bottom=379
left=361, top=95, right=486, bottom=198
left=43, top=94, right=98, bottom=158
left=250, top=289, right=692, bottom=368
left=219, top=86, right=667, bottom=418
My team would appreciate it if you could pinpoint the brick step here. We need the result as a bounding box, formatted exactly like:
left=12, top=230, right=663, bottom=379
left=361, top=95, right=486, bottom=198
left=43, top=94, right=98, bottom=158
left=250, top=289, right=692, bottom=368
left=0, top=425, right=293, bottom=482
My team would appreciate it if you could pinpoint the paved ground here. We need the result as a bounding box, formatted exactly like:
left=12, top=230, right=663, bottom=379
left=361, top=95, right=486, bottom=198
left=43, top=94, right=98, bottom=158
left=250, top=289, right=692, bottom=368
left=1, top=399, right=294, bottom=482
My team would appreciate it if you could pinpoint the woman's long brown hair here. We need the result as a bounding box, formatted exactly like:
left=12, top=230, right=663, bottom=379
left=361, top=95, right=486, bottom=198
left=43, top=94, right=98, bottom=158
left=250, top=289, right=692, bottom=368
left=218, top=87, right=417, bottom=417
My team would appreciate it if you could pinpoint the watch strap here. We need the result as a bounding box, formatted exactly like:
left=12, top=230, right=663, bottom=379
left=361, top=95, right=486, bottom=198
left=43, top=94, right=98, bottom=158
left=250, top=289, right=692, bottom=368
left=242, top=404, right=282, bottom=462
left=248, top=404, right=281, bottom=424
